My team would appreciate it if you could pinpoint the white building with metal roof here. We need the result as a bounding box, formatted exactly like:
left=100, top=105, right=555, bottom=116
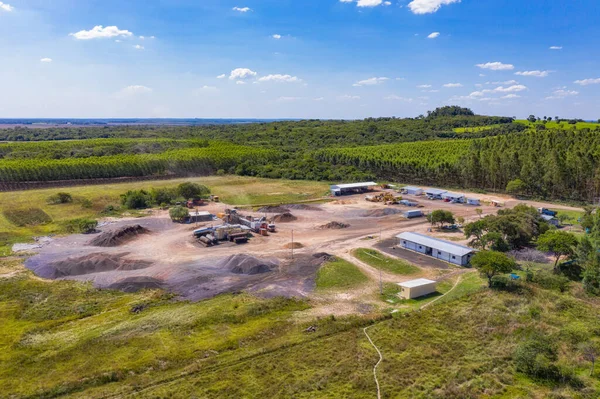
left=441, top=192, right=465, bottom=203
left=397, top=278, right=437, bottom=299
left=330, top=181, right=378, bottom=196
left=396, top=232, right=475, bottom=266
left=401, top=186, right=424, bottom=196
left=424, top=188, right=447, bottom=199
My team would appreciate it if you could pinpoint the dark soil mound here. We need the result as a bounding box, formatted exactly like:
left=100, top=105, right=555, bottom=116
left=257, top=206, right=290, bottom=213
left=46, top=253, right=152, bottom=278
left=89, top=225, right=149, bottom=247
left=362, top=208, right=403, bottom=218
left=218, top=254, right=277, bottom=275
left=287, top=204, right=322, bottom=211
left=108, top=276, right=165, bottom=293
left=313, top=252, right=336, bottom=262
left=272, top=212, right=298, bottom=223
left=319, top=221, right=350, bottom=229
left=283, top=242, right=304, bottom=249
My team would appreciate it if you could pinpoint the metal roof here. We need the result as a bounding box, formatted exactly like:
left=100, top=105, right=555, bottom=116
left=330, top=182, right=378, bottom=190
left=424, top=188, right=447, bottom=195
left=541, top=214, right=558, bottom=221
left=442, top=192, right=465, bottom=198
left=398, top=278, right=437, bottom=288
left=396, top=232, right=475, bottom=257
left=188, top=211, right=212, bottom=217
left=402, top=186, right=423, bottom=191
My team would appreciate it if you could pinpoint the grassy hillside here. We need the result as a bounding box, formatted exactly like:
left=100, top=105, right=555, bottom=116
left=2, top=258, right=600, bottom=398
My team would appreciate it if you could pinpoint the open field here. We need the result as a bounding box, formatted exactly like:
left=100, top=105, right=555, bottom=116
left=516, top=119, right=600, bottom=130
left=1, top=175, right=597, bottom=398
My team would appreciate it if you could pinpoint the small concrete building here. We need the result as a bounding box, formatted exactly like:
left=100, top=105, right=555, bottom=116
left=397, top=278, right=437, bottom=299
left=396, top=232, right=475, bottom=266
left=404, top=210, right=423, bottom=219
left=402, top=186, right=424, bottom=196
left=441, top=192, right=465, bottom=203
left=425, top=188, right=447, bottom=200
left=187, top=211, right=214, bottom=223
left=466, top=198, right=481, bottom=206
left=330, top=182, right=378, bottom=196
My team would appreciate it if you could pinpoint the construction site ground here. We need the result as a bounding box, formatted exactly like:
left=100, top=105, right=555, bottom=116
left=23, top=187, right=584, bottom=316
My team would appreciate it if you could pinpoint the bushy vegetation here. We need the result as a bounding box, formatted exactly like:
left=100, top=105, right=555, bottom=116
left=169, top=205, right=189, bottom=222
left=61, top=217, right=98, bottom=234
left=2, top=207, right=52, bottom=226
left=46, top=192, right=73, bottom=205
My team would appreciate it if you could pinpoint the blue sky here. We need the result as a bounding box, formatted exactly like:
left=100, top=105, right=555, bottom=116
left=0, top=0, right=599, bottom=119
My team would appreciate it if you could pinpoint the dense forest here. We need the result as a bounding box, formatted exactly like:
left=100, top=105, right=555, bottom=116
left=0, top=106, right=599, bottom=201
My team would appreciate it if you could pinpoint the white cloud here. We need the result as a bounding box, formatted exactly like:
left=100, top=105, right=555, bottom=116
left=339, top=0, right=354, bottom=2
left=235, top=81, right=246, bottom=85
left=487, top=80, right=519, bottom=85
left=199, top=85, right=218, bottom=91
left=40, top=58, right=53, bottom=63
left=232, top=6, right=251, bottom=12
left=427, top=32, right=440, bottom=39
left=384, top=95, right=413, bottom=102
left=515, top=70, right=550, bottom=77
left=468, top=84, right=527, bottom=98
left=417, top=84, right=432, bottom=88
left=120, top=85, right=152, bottom=95
left=546, top=89, right=578, bottom=99
left=216, top=74, right=226, bottom=79
left=475, top=61, right=514, bottom=71
left=313, top=97, right=325, bottom=101
left=479, top=73, right=486, bottom=77
left=70, top=25, right=133, bottom=40
left=443, top=83, right=462, bottom=88
left=501, top=94, right=520, bottom=99
left=133, top=44, right=144, bottom=50
left=338, top=95, right=361, bottom=100
left=229, top=68, right=257, bottom=80
left=408, top=0, right=460, bottom=14
left=272, top=34, right=282, bottom=39
left=258, top=74, right=301, bottom=83
left=383, top=1, right=392, bottom=5
left=395, top=77, right=405, bottom=81
left=549, top=46, right=562, bottom=50
left=574, top=78, right=600, bottom=86
left=357, top=0, right=383, bottom=7
left=0, top=2, right=13, bottom=11
left=353, top=77, right=389, bottom=87
left=139, top=36, right=145, bottom=40
left=277, top=96, right=302, bottom=102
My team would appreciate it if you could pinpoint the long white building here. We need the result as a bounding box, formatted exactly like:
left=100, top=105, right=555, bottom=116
left=396, top=232, right=475, bottom=266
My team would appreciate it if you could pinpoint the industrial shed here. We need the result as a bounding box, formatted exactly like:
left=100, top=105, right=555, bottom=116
left=425, top=188, right=447, bottom=200
left=187, top=211, right=214, bottom=223
left=441, top=192, right=465, bottom=203
left=402, top=186, right=424, bottom=196
left=541, top=214, right=560, bottom=227
left=397, top=278, right=437, bottom=299
left=396, top=232, right=475, bottom=266
left=330, top=182, right=378, bottom=196
left=466, top=198, right=481, bottom=206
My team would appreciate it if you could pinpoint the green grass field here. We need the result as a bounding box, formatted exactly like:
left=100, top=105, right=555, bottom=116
left=516, top=119, right=600, bottom=130
left=315, top=258, right=369, bottom=290
left=353, top=248, right=421, bottom=275
left=0, top=176, right=329, bottom=255
left=453, top=124, right=501, bottom=133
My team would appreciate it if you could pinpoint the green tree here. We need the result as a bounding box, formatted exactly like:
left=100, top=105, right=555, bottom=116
left=537, top=230, right=579, bottom=274
left=169, top=205, right=189, bottom=223
left=120, top=190, right=152, bottom=209
left=527, top=114, right=537, bottom=123
left=426, top=210, right=455, bottom=229
left=506, top=179, right=527, bottom=196
left=47, top=192, right=73, bottom=205
left=471, top=250, right=517, bottom=287
left=177, top=182, right=210, bottom=200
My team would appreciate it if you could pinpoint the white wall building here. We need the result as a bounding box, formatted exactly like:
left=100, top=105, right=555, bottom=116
left=396, top=232, right=475, bottom=266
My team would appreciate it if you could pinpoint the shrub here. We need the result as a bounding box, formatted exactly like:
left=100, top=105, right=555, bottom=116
left=150, top=187, right=178, bottom=206
left=533, top=270, right=570, bottom=292
left=177, top=182, right=210, bottom=200
left=169, top=206, right=189, bottom=223
left=46, top=192, right=73, bottom=205
left=514, top=335, right=562, bottom=381
left=120, top=190, right=152, bottom=209
left=490, top=275, right=521, bottom=292
left=79, top=198, right=93, bottom=209
left=62, top=218, right=98, bottom=234
left=100, top=204, right=120, bottom=215
left=2, top=208, right=52, bottom=226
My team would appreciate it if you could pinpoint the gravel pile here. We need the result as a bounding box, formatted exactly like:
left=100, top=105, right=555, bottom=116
left=272, top=213, right=298, bottom=223
left=318, top=221, right=350, bottom=229
left=88, top=225, right=149, bottom=247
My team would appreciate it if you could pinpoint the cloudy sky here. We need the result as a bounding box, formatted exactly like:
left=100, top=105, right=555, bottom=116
left=0, top=0, right=599, bottom=119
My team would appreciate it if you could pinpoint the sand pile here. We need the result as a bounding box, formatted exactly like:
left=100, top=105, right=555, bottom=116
left=319, top=221, right=350, bottom=229
left=42, top=253, right=152, bottom=279
left=257, top=206, right=290, bottom=213
left=89, top=225, right=149, bottom=247
left=313, top=252, right=336, bottom=262
left=284, top=242, right=304, bottom=249
left=218, top=254, right=277, bottom=275
left=107, top=276, right=165, bottom=293
left=362, top=208, right=403, bottom=218
left=287, top=204, right=322, bottom=211
left=272, top=213, right=298, bottom=223
left=331, top=200, right=356, bottom=205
